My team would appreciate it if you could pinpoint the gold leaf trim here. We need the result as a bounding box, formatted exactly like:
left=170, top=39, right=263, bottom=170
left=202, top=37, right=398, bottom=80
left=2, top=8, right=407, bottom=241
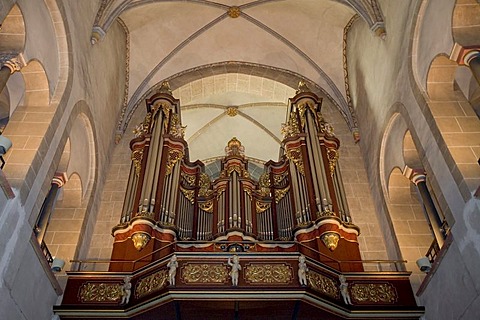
left=182, top=264, right=228, bottom=283
left=350, top=283, right=397, bottom=304
left=244, top=264, right=292, bottom=284
left=135, top=270, right=168, bottom=299
left=79, top=283, right=123, bottom=303
left=307, top=271, right=340, bottom=299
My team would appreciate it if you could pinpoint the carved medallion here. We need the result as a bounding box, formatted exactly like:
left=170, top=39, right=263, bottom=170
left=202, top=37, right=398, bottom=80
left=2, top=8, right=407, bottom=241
left=135, top=269, right=168, bottom=299
left=350, top=283, right=397, bottom=304
left=182, top=263, right=228, bottom=284
left=307, top=271, right=340, bottom=299
left=78, top=282, right=123, bottom=303
left=227, top=6, right=241, bottom=18
left=244, top=264, right=292, bottom=284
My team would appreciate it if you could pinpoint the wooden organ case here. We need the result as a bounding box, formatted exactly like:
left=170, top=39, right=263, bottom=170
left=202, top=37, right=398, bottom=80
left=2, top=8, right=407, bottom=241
left=56, top=82, right=423, bottom=320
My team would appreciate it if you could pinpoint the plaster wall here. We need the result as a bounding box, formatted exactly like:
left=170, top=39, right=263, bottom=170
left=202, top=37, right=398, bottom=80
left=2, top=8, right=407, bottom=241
left=347, top=0, right=480, bottom=318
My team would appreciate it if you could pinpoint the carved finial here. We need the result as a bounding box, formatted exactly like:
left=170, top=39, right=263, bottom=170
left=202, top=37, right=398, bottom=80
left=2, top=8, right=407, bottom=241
left=159, top=81, right=172, bottom=94
left=296, top=80, right=310, bottom=94
left=225, top=137, right=245, bottom=157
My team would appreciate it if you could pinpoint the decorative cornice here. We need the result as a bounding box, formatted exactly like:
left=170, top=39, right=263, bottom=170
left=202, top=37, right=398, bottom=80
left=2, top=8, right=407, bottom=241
left=115, top=17, right=130, bottom=143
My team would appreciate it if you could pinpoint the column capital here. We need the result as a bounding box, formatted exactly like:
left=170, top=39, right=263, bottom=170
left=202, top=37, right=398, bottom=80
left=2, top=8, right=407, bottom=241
left=403, top=166, right=426, bottom=185
left=52, top=172, right=68, bottom=188
left=450, top=43, right=480, bottom=66
left=0, top=53, right=26, bottom=74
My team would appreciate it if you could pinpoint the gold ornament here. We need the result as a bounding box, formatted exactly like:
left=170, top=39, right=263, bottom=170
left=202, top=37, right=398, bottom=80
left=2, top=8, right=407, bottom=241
left=307, top=271, right=340, bottom=299
left=135, top=270, right=168, bottom=299
left=227, top=6, right=241, bottom=18
left=321, top=232, right=340, bottom=251
left=79, top=282, right=123, bottom=303
left=131, top=149, right=144, bottom=176
left=256, top=201, right=271, bottom=214
left=285, top=147, right=305, bottom=175
left=226, top=106, right=238, bottom=117
left=131, top=232, right=151, bottom=251
left=274, top=186, right=290, bottom=203
left=326, top=147, right=339, bottom=177
left=182, top=264, right=228, bottom=283
left=166, top=149, right=184, bottom=175
left=350, top=283, right=397, bottom=304
left=244, top=264, right=292, bottom=284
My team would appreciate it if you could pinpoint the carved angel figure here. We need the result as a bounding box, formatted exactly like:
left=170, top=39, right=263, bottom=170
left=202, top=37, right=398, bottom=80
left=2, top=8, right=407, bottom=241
left=167, top=254, right=178, bottom=286
left=339, top=275, right=352, bottom=305
left=120, top=276, right=132, bottom=305
left=228, top=255, right=241, bottom=286
left=298, top=255, right=308, bottom=286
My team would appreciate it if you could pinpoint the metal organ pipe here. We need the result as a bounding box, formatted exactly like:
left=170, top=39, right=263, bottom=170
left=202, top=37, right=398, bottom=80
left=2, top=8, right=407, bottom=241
left=139, top=112, right=163, bottom=214
left=168, top=163, right=181, bottom=224
left=305, top=114, right=324, bottom=213
left=335, top=164, right=351, bottom=222
left=121, top=162, right=137, bottom=222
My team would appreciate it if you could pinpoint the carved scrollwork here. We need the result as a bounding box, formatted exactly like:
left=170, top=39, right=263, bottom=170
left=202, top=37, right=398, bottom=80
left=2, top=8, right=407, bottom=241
left=281, top=111, right=300, bottom=139
left=198, top=173, right=213, bottom=197
left=134, top=269, right=168, bottom=299
left=169, top=113, right=186, bottom=138
left=256, top=201, right=271, bottom=214
left=307, top=271, right=340, bottom=299
left=182, top=264, right=228, bottom=284
left=180, top=186, right=195, bottom=204
left=166, top=149, right=184, bottom=175
left=350, top=283, right=397, bottom=304
left=285, top=147, right=305, bottom=175
left=131, top=149, right=143, bottom=176
left=199, top=200, right=214, bottom=213
left=274, top=185, right=290, bottom=204
left=181, top=172, right=196, bottom=187
left=258, top=172, right=271, bottom=197
left=244, top=264, right=292, bottom=284
left=326, top=147, right=339, bottom=177
left=79, top=282, right=123, bottom=303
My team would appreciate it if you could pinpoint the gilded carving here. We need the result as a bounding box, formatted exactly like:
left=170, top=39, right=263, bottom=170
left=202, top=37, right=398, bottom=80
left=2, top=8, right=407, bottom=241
left=326, top=147, right=339, bottom=177
left=198, top=173, right=213, bottom=197
left=281, top=111, right=300, bottom=138
left=225, top=137, right=245, bottom=157
left=258, top=173, right=271, bottom=197
left=350, top=283, right=397, bottom=304
left=166, top=149, right=184, bottom=175
left=244, top=264, right=292, bottom=284
left=274, top=185, right=290, bottom=204
left=181, top=172, right=196, bottom=187
left=169, top=113, right=186, bottom=138
left=182, top=264, right=228, bottom=284
left=226, top=106, right=238, bottom=116
left=285, top=147, right=304, bottom=175
left=321, top=232, right=340, bottom=251
left=256, top=201, right=271, bottom=214
left=307, top=271, right=340, bottom=299
left=227, top=6, right=241, bottom=18
left=180, top=186, right=195, bottom=204
left=79, top=282, right=123, bottom=303
left=133, top=112, right=152, bottom=137
left=131, top=149, right=143, bottom=176
left=199, top=200, right=214, bottom=213
left=131, top=232, right=151, bottom=251
left=134, top=270, right=168, bottom=299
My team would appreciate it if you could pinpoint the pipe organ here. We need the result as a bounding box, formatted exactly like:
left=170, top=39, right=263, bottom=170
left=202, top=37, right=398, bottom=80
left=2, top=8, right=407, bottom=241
left=110, top=81, right=362, bottom=271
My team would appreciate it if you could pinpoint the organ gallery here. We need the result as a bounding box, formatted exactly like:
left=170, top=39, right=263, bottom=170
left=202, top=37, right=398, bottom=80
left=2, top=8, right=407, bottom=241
left=55, top=82, right=423, bottom=319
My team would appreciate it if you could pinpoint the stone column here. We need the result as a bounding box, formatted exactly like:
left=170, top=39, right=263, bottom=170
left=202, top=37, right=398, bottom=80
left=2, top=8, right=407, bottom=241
left=34, top=172, right=68, bottom=244
left=404, top=167, right=445, bottom=247
left=450, top=44, right=480, bottom=86
left=0, top=54, right=26, bottom=93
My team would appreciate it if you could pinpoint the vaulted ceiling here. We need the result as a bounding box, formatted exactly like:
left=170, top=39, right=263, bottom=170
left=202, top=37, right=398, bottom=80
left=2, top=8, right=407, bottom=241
left=93, top=0, right=385, bottom=162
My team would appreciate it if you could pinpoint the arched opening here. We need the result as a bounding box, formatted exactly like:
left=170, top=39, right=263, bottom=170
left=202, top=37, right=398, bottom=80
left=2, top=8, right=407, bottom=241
left=0, top=4, right=26, bottom=52
left=426, top=55, right=480, bottom=194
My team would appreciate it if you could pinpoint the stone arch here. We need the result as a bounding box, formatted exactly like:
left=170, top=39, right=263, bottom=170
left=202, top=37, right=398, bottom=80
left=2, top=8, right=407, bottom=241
left=67, top=112, right=96, bottom=199
left=380, top=113, right=434, bottom=292
left=21, top=59, right=50, bottom=107
left=452, top=0, right=480, bottom=47
left=426, top=55, right=480, bottom=194
left=0, top=4, right=26, bottom=52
